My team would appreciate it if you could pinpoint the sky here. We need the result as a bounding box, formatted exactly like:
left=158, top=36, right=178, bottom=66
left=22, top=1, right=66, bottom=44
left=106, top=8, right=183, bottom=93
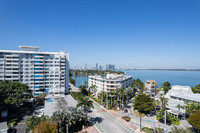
left=0, top=0, right=200, bottom=69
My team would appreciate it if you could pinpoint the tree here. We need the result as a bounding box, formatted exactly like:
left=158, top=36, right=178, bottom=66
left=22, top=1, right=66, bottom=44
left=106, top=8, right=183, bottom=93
left=52, top=110, right=67, bottom=131
left=32, top=121, right=57, bottom=133
left=97, top=91, right=106, bottom=105
left=89, top=85, right=97, bottom=95
left=26, top=115, right=49, bottom=131
left=162, top=81, right=171, bottom=94
left=77, top=96, right=94, bottom=115
left=132, top=79, right=144, bottom=94
left=188, top=111, right=200, bottom=131
left=0, top=81, right=32, bottom=106
left=37, top=93, right=47, bottom=99
left=118, top=88, right=125, bottom=109
left=69, top=77, right=75, bottom=85
left=134, top=94, right=154, bottom=114
left=52, top=107, right=88, bottom=132
left=125, top=87, right=134, bottom=104
left=185, top=102, right=200, bottom=115
left=176, top=104, right=184, bottom=119
left=160, top=94, right=168, bottom=109
left=157, top=87, right=162, bottom=92
left=170, top=126, right=194, bottom=133
left=192, top=84, right=200, bottom=93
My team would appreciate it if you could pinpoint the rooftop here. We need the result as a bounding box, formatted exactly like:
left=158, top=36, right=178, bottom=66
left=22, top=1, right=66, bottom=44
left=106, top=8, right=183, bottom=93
left=166, top=85, right=200, bottom=102
left=0, top=46, right=69, bottom=55
left=89, top=74, right=132, bottom=81
left=18, top=45, right=39, bottom=51
left=44, top=94, right=78, bottom=117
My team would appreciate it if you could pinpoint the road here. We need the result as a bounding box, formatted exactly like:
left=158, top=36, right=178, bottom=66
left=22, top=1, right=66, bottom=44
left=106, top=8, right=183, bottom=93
left=69, top=83, right=136, bottom=133
left=89, top=102, right=135, bottom=133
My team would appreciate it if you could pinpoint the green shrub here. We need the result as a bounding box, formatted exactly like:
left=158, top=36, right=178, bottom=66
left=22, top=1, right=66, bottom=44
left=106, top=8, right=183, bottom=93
left=122, top=116, right=131, bottom=122
left=156, top=116, right=162, bottom=120
left=88, top=94, right=96, bottom=100
left=7, top=118, right=17, bottom=128
left=142, top=127, right=153, bottom=133
left=37, top=93, right=47, bottom=99
left=172, top=121, right=180, bottom=125
left=142, top=127, right=164, bottom=133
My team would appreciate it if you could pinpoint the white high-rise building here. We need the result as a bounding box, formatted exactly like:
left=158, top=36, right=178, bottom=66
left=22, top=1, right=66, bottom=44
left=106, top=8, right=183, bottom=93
left=0, top=46, right=69, bottom=96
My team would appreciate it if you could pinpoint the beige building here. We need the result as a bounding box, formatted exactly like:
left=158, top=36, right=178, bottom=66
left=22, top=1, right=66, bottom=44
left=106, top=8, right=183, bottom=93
left=144, top=80, right=157, bottom=97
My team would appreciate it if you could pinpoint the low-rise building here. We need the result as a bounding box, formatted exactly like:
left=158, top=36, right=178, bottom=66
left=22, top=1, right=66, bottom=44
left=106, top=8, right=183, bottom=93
left=88, top=74, right=132, bottom=96
left=144, top=80, right=157, bottom=97
left=165, top=85, right=200, bottom=116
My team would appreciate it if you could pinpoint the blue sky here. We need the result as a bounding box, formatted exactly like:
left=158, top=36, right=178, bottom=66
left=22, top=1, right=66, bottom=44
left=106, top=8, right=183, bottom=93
left=0, top=0, right=200, bottom=69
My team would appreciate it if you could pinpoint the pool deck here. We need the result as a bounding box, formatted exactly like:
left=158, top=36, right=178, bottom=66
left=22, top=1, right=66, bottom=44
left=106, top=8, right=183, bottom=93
left=44, top=94, right=78, bottom=117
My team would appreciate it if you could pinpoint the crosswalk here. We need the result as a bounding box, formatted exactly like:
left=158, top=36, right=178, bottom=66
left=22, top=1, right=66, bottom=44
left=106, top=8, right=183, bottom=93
left=105, top=112, right=135, bottom=133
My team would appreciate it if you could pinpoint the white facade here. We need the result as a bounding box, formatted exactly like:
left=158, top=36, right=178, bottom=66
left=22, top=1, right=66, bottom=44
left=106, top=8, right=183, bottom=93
left=0, top=46, right=69, bottom=96
left=88, top=74, right=132, bottom=95
left=165, top=85, right=200, bottom=114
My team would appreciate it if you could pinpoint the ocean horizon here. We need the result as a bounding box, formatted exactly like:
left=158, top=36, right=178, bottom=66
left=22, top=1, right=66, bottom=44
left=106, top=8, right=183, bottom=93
left=72, top=70, right=200, bottom=88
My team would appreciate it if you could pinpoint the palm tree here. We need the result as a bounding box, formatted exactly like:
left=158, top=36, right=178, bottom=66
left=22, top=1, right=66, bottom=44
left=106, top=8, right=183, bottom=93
left=77, top=96, right=94, bottom=116
left=118, top=88, right=125, bottom=109
left=184, top=100, right=190, bottom=115
left=131, top=79, right=144, bottom=94
left=176, top=104, right=184, bottom=119
left=26, top=115, right=41, bottom=131
left=159, top=94, right=168, bottom=125
left=89, top=84, right=97, bottom=95
left=160, top=94, right=168, bottom=109
left=52, top=110, right=66, bottom=131
left=125, top=87, right=134, bottom=105
left=52, top=107, right=88, bottom=132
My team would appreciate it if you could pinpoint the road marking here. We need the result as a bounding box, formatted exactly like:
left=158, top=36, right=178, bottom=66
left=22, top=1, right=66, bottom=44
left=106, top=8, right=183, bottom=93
left=94, top=123, right=104, bottom=133
left=105, top=112, right=135, bottom=133
left=90, top=110, right=106, bottom=114
left=147, top=120, right=151, bottom=123
left=18, top=122, right=26, bottom=125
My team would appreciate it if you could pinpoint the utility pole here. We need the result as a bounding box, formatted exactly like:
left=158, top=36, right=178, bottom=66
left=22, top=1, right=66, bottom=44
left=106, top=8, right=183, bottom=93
left=165, top=109, right=167, bottom=133
left=110, top=96, right=112, bottom=108
left=153, top=94, right=156, bottom=133
left=106, top=91, right=108, bottom=108
left=101, top=89, right=103, bottom=105
left=140, top=115, right=142, bottom=132
left=66, top=124, right=68, bottom=133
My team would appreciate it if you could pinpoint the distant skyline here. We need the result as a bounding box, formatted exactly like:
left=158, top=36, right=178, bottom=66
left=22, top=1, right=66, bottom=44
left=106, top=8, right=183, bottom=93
left=0, top=0, right=200, bottom=69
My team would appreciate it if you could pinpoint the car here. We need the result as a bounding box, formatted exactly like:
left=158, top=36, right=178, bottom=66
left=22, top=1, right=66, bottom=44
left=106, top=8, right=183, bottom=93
left=124, top=109, right=128, bottom=113
left=146, top=114, right=151, bottom=117
left=158, top=118, right=171, bottom=126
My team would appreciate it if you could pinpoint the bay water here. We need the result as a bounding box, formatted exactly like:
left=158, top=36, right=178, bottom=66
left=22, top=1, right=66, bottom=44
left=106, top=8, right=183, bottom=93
left=72, top=70, right=200, bottom=88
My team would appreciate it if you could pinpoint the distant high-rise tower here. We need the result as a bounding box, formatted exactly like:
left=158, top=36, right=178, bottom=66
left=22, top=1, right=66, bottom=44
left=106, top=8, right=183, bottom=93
left=105, top=64, right=115, bottom=71
left=96, top=63, right=98, bottom=70
left=85, top=63, right=87, bottom=70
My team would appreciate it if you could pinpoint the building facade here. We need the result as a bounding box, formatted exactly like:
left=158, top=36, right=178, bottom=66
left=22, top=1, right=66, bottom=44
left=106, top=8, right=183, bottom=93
left=0, top=46, right=69, bottom=96
left=144, top=80, right=157, bottom=97
left=105, top=64, right=115, bottom=71
left=165, top=85, right=200, bottom=116
left=88, top=74, right=132, bottom=96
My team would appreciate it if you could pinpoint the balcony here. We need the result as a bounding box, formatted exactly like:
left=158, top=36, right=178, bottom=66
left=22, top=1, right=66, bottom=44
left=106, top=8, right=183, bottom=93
left=33, top=55, right=44, bottom=58
left=5, top=65, right=19, bottom=68
left=5, top=58, right=19, bottom=61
